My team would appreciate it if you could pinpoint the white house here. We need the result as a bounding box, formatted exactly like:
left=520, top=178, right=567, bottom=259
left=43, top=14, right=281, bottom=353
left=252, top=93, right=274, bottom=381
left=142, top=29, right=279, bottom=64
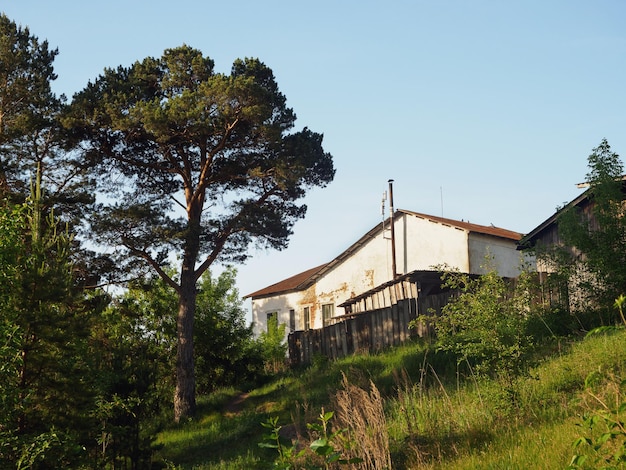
left=247, top=209, right=530, bottom=338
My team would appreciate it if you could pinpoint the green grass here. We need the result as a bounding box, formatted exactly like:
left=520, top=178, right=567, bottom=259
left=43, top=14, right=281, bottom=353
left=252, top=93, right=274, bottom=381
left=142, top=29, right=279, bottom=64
left=153, top=330, right=626, bottom=469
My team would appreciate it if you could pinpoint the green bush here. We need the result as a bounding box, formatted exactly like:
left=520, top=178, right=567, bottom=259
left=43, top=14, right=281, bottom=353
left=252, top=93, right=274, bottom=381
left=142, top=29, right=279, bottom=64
left=423, top=265, right=535, bottom=379
left=257, top=315, right=288, bottom=374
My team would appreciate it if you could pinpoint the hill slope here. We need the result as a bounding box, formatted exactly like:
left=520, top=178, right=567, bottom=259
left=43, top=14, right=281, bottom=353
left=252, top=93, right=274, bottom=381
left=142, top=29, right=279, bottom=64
left=155, top=329, right=626, bottom=469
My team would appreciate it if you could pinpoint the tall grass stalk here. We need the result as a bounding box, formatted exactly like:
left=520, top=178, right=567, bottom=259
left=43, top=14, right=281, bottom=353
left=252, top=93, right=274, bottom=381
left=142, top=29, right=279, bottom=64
left=333, top=372, right=391, bottom=470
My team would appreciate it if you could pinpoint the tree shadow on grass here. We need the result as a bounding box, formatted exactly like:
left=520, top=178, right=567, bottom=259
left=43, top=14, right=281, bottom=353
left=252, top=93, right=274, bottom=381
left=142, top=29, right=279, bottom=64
left=156, top=410, right=266, bottom=467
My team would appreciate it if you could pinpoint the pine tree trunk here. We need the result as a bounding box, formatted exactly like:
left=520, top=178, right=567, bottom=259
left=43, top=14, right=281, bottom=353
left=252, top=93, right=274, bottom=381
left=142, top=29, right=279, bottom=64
left=174, top=272, right=197, bottom=422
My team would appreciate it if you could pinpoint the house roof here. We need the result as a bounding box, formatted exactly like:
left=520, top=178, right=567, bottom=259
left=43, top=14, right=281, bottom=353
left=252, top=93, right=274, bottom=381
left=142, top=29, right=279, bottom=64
left=399, top=209, right=522, bottom=241
left=517, top=192, right=588, bottom=249
left=245, top=209, right=522, bottom=299
left=244, top=263, right=328, bottom=299
left=518, top=176, right=626, bottom=249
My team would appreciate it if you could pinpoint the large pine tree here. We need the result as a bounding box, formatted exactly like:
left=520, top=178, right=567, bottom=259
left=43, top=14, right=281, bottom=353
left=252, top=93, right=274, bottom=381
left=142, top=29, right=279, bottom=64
left=66, top=45, right=335, bottom=420
left=0, top=15, right=100, bottom=466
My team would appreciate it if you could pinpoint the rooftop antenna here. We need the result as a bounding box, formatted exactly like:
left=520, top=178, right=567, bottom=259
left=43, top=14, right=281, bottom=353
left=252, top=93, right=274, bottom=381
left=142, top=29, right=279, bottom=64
left=380, top=190, right=387, bottom=238
left=440, top=186, right=444, bottom=217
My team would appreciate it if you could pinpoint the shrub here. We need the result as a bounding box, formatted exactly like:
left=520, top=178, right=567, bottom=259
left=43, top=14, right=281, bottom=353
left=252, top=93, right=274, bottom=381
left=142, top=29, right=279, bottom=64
left=425, top=265, right=534, bottom=380
left=258, top=315, right=288, bottom=374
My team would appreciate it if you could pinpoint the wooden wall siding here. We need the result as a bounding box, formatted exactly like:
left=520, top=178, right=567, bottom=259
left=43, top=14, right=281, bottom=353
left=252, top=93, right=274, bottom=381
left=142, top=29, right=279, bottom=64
left=346, top=279, right=417, bottom=314
left=288, top=293, right=453, bottom=366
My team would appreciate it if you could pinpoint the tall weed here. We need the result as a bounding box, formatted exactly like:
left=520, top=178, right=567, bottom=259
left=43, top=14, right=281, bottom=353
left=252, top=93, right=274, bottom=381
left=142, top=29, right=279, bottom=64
left=332, top=372, right=391, bottom=470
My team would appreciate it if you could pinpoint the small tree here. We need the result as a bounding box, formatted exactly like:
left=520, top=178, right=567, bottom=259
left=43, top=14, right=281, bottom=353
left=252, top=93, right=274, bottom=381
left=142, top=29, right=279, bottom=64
left=90, top=294, right=168, bottom=468
left=0, top=203, right=25, bottom=465
left=194, top=267, right=263, bottom=392
left=0, top=175, right=97, bottom=467
left=553, top=139, right=626, bottom=316
left=116, top=267, right=263, bottom=394
left=258, top=315, right=288, bottom=374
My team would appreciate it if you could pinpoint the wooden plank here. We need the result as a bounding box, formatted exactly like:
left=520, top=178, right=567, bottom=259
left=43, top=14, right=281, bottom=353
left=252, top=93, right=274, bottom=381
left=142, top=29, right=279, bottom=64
left=384, top=306, right=392, bottom=347
left=392, top=302, right=400, bottom=345
left=358, top=314, right=370, bottom=353
left=346, top=320, right=355, bottom=355
left=366, top=311, right=375, bottom=353
left=340, top=323, right=348, bottom=358
left=302, top=331, right=309, bottom=365
left=374, top=309, right=383, bottom=351
left=319, top=328, right=326, bottom=358
left=370, top=310, right=377, bottom=352
left=354, top=316, right=362, bottom=352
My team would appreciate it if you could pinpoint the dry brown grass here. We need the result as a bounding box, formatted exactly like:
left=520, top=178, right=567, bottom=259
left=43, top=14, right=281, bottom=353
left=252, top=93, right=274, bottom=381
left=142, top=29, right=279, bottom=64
left=332, top=372, right=392, bottom=470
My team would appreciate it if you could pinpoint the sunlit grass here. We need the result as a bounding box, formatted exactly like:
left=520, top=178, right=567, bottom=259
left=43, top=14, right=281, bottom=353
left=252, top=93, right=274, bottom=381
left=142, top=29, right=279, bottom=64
left=154, top=329, right=626, bottom=469
left=388, top=329, right=626, bottom=469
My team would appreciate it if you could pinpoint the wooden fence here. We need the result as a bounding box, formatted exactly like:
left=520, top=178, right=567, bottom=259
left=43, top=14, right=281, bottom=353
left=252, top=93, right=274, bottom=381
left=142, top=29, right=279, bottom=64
left=288, top=290, right=455, bottom=366
left=287, top=270, right=568, bottom=366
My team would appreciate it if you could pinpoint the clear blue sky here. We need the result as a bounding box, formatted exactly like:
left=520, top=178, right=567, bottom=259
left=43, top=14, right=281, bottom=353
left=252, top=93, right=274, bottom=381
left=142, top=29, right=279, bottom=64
left=5, top=1, right=626, bottom=316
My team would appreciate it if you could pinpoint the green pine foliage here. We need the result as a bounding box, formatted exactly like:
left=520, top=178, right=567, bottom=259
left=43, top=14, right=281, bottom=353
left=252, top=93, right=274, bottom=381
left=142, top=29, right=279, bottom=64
left=0, top=193, right=97, bottom=467
left=0, top=14, right=93, bottom=226
left=0, top=203, right=25, bottom=464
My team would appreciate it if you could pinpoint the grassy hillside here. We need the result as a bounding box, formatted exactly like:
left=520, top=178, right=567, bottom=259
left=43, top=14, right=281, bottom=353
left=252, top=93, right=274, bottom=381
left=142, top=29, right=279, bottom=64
left=154, top=329, right=626, bottom=469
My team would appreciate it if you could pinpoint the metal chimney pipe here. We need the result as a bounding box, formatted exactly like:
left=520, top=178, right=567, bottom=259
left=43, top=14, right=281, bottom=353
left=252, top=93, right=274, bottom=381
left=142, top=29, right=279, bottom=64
left=388, top=179, right=398, bottom=279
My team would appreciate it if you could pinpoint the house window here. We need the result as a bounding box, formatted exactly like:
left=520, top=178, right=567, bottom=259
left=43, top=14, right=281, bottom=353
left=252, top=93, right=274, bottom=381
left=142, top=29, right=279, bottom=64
left=303, top=306, right=310, bottom=331
left=266, top=311, right=278, bottom=333
left=322, top=303, right=334, bottom=326
left=289, top=309, right=296, bottom=332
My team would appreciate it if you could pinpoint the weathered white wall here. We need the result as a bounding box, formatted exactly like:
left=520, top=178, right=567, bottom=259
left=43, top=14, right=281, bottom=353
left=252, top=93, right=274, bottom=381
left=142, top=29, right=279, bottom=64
left=251, top=282, right=322, bottom=339
left=251, top=290, right=302, bottom=341
left=400, top=214, right=470, bottom=273
left=312, top=232, right=391, bottom=328
left=468, top=233, right=530, bottom=277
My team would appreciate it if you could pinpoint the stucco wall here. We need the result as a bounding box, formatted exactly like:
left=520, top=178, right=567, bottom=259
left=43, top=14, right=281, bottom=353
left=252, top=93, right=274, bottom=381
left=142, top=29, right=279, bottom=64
left=312, top=231, right=392, bottom=328
left=400, top=214, right=470, bottom=273
left=251, top=284, right=321, bottom=342
left=468, top=233, right=534, bottom=278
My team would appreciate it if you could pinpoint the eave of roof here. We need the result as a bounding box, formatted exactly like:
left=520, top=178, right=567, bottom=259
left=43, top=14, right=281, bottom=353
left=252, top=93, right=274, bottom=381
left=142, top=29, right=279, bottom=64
left=399, top=209, right=523, bottom=241
left=337, top=270, right=444, bottom=307
left=517, top=192, right=588, bottom=248
left=244, top=263, right=328, bottom=299
left=518, top=176, right=626, bottom=249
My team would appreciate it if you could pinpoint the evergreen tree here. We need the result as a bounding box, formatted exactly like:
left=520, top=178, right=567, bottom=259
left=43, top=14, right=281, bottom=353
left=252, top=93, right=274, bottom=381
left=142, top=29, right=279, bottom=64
left=65, top=45, right=335, bottom=420
left=0, top=15, right=112, bottom=466
left=0, top=14, right=92, bottom=221
left=0, top=202, right=24, bottom=464
left=0, top=171, right=98, bottom=467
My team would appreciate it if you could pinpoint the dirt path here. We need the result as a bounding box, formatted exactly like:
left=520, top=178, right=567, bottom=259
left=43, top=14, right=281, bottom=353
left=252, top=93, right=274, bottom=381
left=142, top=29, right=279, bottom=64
left=224, top=392, right=249, bottom=415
